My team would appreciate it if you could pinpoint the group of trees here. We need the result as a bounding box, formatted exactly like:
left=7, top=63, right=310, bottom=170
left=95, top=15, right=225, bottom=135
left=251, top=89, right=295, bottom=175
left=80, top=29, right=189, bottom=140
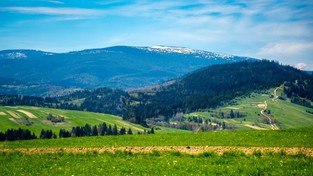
left=208, top=110, right=246, bottom=119
left=147, top=114, right=235, bottom=132
left=40, top=129, right=57, bottom=139
left=284, top=78, right=313, bottom=102
left=0, top=128, right=37, bottom=141
left=46, top=113, right=65, bottom=123
left=0, top=88, right=128, bottom=116
left=60, top=123, right=134, bottom=138
left=284, top=77, right=313, bottom=108
left=0, top=122, right=155, bottom=141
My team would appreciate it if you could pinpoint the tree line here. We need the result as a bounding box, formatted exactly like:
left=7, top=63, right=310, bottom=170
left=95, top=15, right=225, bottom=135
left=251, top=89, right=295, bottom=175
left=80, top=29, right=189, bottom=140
left=0, top=122, right=155, bottom=142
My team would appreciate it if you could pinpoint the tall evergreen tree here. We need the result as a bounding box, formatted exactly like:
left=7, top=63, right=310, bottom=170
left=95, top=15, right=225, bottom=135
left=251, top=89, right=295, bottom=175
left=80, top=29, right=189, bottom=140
left=92, top=125, right=98, bottom=136
left=113, top=124, right=118, bottom=135
left=127, top=128, right=133, bottom=135
left=107, top=125, right=113, bottom=135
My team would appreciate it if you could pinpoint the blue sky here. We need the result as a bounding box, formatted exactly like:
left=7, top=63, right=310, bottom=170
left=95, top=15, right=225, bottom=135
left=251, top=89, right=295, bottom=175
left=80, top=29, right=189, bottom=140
left=0, top=0, right=313, bottom=70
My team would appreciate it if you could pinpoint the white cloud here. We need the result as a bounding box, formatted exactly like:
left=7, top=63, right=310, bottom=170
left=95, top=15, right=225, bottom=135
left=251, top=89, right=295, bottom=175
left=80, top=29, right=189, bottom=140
left=1, top=7, right=104, bottom=16
left=295, top=63, right=313, bottom=70
left=46, top=0, right=64, bottom=4
left=258, top=42, right=313, bottom=56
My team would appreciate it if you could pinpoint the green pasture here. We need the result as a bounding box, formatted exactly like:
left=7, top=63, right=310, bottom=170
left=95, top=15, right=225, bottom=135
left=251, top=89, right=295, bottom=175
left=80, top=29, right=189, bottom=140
left=1, top=127, right=312, bottom=149
left=0, top=106, right=187, bottom=135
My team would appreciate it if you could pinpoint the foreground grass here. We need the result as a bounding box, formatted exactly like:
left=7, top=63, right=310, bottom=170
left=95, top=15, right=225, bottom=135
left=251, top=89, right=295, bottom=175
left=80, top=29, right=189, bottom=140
left=0, top=151, right=312, bottom=176
left=1, top=127, right=313, bottom=149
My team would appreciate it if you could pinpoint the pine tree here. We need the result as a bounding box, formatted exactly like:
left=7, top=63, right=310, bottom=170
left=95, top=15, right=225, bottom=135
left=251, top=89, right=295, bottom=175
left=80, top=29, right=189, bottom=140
left=127, top=128, right=133, bottom=135
left=113, top=124, right=118, bottom=135
left=107, top=125, right=112, bottom=135
left=92, top=125, right=98, bottom=136
left=59, top=129, right=64, bottom=138
left=40, top=129, right=46, bottom=139
left=84, top=124, right=92, bottom=136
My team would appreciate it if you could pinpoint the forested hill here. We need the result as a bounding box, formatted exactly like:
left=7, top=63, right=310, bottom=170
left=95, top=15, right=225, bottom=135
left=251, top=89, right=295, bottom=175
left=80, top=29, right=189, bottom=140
left=125, top=60, right=311, bottom=122
left=1, top=60, right=312, bottom=126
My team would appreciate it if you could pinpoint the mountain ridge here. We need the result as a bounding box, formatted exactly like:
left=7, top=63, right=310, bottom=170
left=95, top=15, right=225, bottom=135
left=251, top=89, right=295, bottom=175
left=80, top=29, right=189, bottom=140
left=0, top=45, right=257, bottom=95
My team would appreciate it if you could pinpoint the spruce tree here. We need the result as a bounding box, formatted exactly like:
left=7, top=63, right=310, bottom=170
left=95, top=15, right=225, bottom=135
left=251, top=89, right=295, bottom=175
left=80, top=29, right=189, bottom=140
left=127, top=128, right=133, bottom=135
left=107, top=125, right=112, bottom=135
left=151, top=127, right=155, bottom=134
left=92, top=125, right=98, bottom=136
left=113, top=124, right=118, bottom=135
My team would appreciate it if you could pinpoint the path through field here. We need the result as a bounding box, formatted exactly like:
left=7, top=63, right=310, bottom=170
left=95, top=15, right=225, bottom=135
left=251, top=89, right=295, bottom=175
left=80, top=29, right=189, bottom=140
left=260, top=101, right=279, bottom=130
left=1, top=146, right=313, bottom=156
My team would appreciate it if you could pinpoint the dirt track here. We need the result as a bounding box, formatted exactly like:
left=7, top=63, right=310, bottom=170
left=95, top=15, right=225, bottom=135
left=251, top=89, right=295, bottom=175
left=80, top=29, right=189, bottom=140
left=1, top=146, right=313, bottom=156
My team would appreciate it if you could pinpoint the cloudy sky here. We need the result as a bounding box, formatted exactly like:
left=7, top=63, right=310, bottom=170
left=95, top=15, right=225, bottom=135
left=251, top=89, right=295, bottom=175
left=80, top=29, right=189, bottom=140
left=0, top=0, right=312, bottom=70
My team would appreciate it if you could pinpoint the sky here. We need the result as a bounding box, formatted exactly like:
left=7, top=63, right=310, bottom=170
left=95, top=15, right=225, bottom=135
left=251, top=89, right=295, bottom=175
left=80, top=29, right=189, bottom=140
left=0, top=0, right=313, bottom=70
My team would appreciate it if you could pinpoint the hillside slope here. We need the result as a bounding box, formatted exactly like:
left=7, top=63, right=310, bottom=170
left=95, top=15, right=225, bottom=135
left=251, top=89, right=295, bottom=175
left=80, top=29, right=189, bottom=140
left=182, top=87, right=313, bottom=131
left=126, top=60, right=311, bottom=122
left=0, top=106, right=187, bottom=135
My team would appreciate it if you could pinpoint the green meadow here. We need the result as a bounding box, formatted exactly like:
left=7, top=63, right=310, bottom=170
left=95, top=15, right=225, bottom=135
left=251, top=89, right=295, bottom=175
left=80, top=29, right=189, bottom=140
left=1, top=127, right=312, bottom=149
left=0, top=151, right=312, bottom=176
left=185, top=87, right=313, bottom=130
left=0, top=106, right=187, bottom=135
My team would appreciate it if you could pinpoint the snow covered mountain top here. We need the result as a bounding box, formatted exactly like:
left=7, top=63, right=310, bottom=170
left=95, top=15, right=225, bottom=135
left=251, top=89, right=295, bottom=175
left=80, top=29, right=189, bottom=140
left=136, top=45, right=239, bottom=60
left=146, top=45, right=197, bottom=54
left=0, top=50, right=54, bottom=59
left=2, top=52, right=27, bottom=59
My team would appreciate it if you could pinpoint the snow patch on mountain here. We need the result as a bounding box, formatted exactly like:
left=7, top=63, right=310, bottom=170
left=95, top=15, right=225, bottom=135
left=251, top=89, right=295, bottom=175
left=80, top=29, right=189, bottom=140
left=148, top=46, right=197, bottom=54
left=136, top=45, right=238, bottom=60
left=3, top=52, right=27, bottom=59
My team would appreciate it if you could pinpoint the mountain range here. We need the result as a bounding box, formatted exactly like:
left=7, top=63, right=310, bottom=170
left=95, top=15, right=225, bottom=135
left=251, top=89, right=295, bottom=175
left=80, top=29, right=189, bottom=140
left=0, top=46, right=255, bottom=96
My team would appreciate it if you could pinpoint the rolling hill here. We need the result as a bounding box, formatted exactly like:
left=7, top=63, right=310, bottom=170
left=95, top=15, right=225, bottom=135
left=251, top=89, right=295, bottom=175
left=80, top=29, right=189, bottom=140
left=126, top=60, right=310, bottom=119
left=0, top=46, right=255, bottom=96
left=0, top=106, right=187, bottom=135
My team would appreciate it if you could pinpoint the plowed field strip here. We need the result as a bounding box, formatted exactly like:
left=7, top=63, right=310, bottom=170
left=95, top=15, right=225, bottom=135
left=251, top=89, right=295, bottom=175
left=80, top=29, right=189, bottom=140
left=1, top=146, right=312, bottom=156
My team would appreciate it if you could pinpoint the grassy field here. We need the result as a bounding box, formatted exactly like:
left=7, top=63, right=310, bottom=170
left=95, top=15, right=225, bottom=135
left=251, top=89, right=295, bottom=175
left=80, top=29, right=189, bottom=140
left=0, top=151, right=312, bottom=176
left=1, top=127, right=312, bottom=149
left=0, top=106, right=187, bottom=135
left=185, top=86, right=313, bottom=130
left=1, top=127, right=313, bottom=176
